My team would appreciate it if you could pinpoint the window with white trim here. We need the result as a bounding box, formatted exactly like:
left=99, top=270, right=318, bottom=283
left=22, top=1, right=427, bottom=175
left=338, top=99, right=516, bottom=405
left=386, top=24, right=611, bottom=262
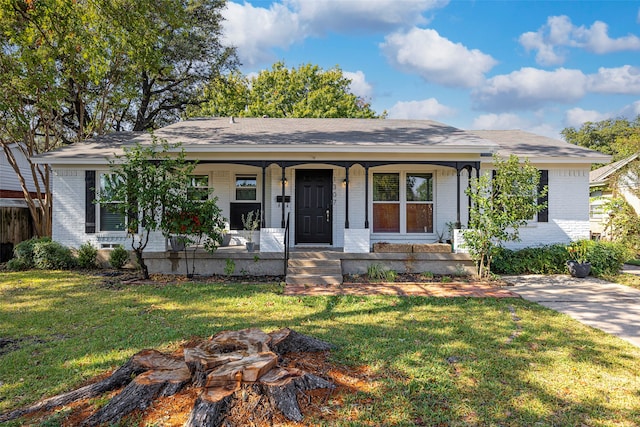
left=99, top=173, right=126, bottom=232
left=235, top=175, right=257, bottom=201
left=373, top=172, right=434, bottom=233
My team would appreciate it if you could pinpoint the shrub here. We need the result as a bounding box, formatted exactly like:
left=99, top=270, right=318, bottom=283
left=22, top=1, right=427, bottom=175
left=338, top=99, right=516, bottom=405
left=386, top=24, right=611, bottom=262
left=6, top=257, right=30, bottom=271
left=12, top=237, right=52, bottom=268
left=33, top=241, right=76, bottom=270
left=586, top=241, right=632, bottom=277
left=493, top=244, right=569, bottom=275
left=492, top=241, right=631, bottom=278
left=109, top=245, right=130, bottom=269
left=77, top=242, right=98, bottom=269
left=367, top=263, right=397, bottom=282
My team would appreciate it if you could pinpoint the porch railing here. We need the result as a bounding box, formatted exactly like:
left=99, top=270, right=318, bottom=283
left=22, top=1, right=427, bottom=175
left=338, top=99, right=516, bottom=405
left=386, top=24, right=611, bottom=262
left=283, top=212, right=290, bottom=275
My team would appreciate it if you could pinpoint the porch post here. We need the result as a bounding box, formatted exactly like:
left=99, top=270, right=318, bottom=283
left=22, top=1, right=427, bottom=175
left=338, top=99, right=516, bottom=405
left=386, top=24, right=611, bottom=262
left=456, top=164, right=462, bottom=229
left=364, top=164, right=370, bottom=229
left=261, top=163, right=266, bottom=228
left=344, top=164, right=349, bottom=229
left=281, top=163, right=286, bottom=228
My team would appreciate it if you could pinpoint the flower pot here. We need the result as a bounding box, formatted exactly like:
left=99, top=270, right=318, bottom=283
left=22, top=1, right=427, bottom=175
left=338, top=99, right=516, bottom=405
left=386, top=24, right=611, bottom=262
left=246, top=242, right=255, bottom=252
left=567, top=260, right=591, bottom=278
left=169, top=236, right=186, bottom=252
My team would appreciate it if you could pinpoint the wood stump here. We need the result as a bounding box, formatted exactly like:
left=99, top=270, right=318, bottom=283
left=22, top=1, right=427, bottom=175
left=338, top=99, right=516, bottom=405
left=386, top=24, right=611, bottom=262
left=0, top=328, right=335, bottom=427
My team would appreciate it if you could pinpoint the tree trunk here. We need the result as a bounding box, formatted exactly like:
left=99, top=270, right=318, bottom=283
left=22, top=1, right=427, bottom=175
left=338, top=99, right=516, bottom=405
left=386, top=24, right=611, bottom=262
left=0, top=328, right=335, bottom=426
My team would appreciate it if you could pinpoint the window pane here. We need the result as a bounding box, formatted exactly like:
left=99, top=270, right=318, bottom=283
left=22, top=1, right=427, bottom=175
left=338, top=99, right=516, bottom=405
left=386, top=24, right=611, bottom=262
left=406, top=173, right=433, bottom=201
left=100, top=204, right=125, bottom=231
left=236, top=176, right=257, bottom=200
left=99, top=174, right=123, bottom=200
left=188, top=175, right=209, bottom=201
left=406, top=204, right=433, bottom=233
left=373, top=203, right=399, bottom=232
left=190, top=175, right=209, bottom=187
left=373, top=173, right=399, bottom=201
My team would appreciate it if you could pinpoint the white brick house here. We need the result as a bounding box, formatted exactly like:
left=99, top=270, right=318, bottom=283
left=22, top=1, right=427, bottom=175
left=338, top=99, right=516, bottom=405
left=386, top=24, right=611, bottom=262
left=34, top=118, right=609, bottom=256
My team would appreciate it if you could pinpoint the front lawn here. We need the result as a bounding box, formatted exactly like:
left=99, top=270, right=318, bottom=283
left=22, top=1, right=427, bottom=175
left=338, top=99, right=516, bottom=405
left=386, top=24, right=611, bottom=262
left=1, top=271, right=640, bottom=426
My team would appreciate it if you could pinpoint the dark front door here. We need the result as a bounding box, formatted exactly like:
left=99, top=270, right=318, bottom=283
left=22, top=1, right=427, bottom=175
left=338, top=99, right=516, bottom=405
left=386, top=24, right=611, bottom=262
left=295, top=169, right=333, bottom=244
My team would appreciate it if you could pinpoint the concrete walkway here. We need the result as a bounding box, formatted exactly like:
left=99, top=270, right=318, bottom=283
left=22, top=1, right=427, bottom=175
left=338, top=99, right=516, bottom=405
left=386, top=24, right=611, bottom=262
left=504, top=273, right=640, bottom=348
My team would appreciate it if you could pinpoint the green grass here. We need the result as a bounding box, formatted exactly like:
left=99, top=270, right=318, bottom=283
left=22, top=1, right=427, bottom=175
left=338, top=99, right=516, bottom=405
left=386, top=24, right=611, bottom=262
left=2, top=271, right=640, bottom=426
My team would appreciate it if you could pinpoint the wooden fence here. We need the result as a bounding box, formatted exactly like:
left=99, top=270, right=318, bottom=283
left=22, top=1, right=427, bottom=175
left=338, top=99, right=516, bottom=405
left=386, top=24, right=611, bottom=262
left=0, top=207, right=35, bottom=262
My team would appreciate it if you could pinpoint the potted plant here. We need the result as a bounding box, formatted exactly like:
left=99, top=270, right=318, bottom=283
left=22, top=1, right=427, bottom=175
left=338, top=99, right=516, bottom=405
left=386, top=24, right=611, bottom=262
left=241, top=210, right=260, bottom=252
left=567, top=239, right=591, bottom=278
left=162, top=198, right=226, bottom=277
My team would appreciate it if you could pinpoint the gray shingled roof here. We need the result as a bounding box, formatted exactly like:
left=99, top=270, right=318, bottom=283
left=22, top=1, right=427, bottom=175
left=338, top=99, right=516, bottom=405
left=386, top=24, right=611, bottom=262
left=469, top=129, right=610, bottom=161
left=33, top=118, right=610, bottom=164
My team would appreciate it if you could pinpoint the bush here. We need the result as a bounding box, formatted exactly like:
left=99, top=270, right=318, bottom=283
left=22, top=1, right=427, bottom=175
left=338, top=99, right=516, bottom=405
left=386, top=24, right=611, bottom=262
left=12, top=237, right=52, bottom=268
left=493, top=244, right=569, bottom=275
left=109, top=245, right=130, bottom=269
left=77, top=242, right=98, bottom=269
left=6, top=257, right=30, bottom=271
left=33, top=241, right=76, bottom=270
left=492, top=241, right=632, bottom=278
left=586, top=241, right=632, bottom=276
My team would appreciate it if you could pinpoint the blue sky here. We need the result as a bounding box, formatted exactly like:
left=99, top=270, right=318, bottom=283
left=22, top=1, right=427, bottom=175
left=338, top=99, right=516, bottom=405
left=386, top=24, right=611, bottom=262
left=220, top=1, right=640, bottom=139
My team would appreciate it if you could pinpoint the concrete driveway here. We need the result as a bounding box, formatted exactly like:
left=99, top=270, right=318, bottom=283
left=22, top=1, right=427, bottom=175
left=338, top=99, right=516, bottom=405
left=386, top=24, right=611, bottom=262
left=504, top=274, right=640, bottom=348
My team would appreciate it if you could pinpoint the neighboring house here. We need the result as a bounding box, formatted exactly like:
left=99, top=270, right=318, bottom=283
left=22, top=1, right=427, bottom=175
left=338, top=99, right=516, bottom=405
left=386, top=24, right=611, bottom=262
left=589, top=153, right=640, bottom=238
left=1, top=143, right=43, bottom=260
left=33, top=118, right=608, bottom=267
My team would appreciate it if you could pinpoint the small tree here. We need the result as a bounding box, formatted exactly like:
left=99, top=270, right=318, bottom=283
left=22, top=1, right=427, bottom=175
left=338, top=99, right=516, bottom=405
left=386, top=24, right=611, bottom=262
left=98, top=137, right=199, bottom=279
left=464, top=155, right=547, bottom=278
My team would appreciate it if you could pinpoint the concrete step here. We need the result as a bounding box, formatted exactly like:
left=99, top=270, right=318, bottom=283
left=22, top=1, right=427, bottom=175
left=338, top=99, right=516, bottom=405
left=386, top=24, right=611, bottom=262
left=287, top=259, right=340, bottom=268
left=285, top=255, right=343, bottom=286
left=285, top=274, right=343, bottom=286
left=287, top=266, right=343, bottom=275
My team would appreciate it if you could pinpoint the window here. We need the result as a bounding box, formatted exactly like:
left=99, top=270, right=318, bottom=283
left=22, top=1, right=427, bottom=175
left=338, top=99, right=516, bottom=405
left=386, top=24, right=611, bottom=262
left=373, top=172, right=434, bottom=233
left=373, top=173, right=400, bottom=232
left=99, top=173, right=126, bottom=232
left=406, top=173, right=433, bottom=233
left=231, top=174, right=260, bottom=229
left=187, top=175, right=209, bottom=201
left=235, top=175, right=257, bottom=201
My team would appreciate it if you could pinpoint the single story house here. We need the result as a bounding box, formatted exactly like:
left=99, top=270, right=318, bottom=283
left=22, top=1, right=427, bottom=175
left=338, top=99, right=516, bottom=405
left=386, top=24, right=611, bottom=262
left=33, top=118, right=609, bottom=276
left=589, top=153, right=639, bottom=238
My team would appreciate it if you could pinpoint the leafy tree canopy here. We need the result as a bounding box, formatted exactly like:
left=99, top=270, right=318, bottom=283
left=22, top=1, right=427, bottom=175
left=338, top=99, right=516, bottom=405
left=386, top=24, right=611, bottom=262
left=561, top=116, right=640, bottom=161
left=0, top=0, right=236, bottom=236
left=190, top=62, right=384, bottom=119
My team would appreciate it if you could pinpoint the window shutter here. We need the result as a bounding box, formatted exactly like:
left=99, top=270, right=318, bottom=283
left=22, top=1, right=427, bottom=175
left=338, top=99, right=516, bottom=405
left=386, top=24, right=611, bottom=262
left=85, top=171, right=96, bottom=233
left=538, top=170, right=549, bottom=223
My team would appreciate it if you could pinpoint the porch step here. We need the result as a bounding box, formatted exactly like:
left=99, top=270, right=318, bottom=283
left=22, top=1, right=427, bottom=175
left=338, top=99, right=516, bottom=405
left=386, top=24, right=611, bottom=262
left=285, top=253, right=343, bottom=286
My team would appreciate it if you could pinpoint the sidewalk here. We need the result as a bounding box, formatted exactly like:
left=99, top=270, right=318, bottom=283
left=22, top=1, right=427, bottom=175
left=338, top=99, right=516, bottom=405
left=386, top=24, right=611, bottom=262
left=504, top=274, right=640, bottom=348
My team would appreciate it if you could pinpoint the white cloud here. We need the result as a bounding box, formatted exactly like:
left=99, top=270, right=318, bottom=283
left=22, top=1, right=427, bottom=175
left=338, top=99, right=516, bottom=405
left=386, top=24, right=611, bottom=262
left=380, top=27, right=497, bottom=88
left=222, top=1, right=449, bottom=67
left=619, top=101, right=640, bottom=119
left=520, top=15, right=640, bottom=66
left=564, top=108, right=612, bottom=128
left=222, top=2, right=305, bottom=67
left=287, top=0, right=448, bottom=32
left=388, top=98, right=456, bottom=120
left=471, top=113, right=529, bottom=130
left=588, top=65, right=640, bottom=95
left=343, top=71, right=373, bottom=100
left=472, top=67, right=588, bottom=111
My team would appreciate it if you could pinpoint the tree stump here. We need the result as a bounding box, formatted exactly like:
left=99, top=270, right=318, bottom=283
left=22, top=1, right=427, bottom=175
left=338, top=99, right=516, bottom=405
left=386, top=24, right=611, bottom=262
left=0, top=328, right=335, bottom=426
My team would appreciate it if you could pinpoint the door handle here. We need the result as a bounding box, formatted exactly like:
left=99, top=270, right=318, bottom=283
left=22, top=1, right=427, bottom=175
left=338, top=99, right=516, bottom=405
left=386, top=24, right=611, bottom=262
left=325, top=208, right=330, bottom=222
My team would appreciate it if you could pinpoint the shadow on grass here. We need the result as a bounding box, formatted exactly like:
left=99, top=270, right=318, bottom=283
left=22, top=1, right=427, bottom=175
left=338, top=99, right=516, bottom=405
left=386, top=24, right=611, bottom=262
left=1, top=271, right=639, bottom=425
